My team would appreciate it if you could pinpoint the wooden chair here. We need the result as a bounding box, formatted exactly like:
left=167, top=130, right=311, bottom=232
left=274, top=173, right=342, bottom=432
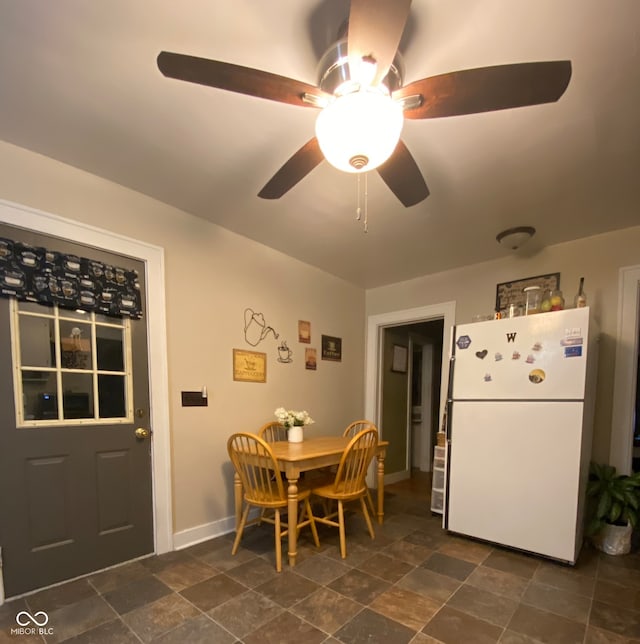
left=343, top=420, right=378, bottom=516
left=258, top=421, right=288, bottom=443
left=343, top=420, right=376, bottom=438
left=227, top=432, right=319, bottom=571
left=257, top=420, right=289, bottom=486
left=311, top=428, right=378, bottom=559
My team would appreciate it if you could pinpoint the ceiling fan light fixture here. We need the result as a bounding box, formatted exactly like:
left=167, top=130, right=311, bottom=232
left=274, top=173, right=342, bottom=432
left=317, top=38, right=404, bottom=96
left=496, top=226, right=536, bottom=250
left=315, top=88, right=404, bottom=173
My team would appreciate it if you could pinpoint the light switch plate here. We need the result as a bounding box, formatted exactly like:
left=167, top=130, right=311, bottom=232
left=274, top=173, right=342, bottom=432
left=181, top=391, right=208, bottom=407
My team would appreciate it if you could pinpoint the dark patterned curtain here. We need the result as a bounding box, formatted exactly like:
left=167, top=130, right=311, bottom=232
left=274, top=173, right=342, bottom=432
left=0, top=237, right=143, bottom=319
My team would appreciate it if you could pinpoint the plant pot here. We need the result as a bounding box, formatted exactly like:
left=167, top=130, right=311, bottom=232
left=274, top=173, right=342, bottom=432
left=288, top=426, right=303, bottom=443
left=591, top=522, right=633, bottom=555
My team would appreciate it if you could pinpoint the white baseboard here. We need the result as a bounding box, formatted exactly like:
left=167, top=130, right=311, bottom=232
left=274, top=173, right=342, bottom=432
left=384, top=470, right=412, bottom=485
left=173, top=516, right=235, bottom=551
left=172, top=508, right=262, bottom=551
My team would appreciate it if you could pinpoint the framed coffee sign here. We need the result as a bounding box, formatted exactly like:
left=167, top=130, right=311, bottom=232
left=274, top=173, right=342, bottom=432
left=233, top=349, right=266, bottom=383
left=321, top=334, right=342, bottom=362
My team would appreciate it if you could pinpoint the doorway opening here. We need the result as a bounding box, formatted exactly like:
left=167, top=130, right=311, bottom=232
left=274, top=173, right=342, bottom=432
left=611, top=265, right=640, bottom=474
left=379, top=320, right=444, bottom=481
left=365, top=302, right=456, bottom=489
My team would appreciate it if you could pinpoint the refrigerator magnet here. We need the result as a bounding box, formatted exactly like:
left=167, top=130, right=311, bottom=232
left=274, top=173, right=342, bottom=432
left=484, top=373, right=492, bottom=382
left=512, top=351, right=521, bottom=360
left=564, top=345, right=583, bottom=358
left=532, top=342, right=542, bottom=351
left=526, top=354, right=535, bottom=364
left=529, top=369, right=546, bottom=384
left=495, top=352, right=503, bottom=361
left=456, top=335, right=471, bottom=349
left=561, top=336, right=583, bottom=346
left=475, top=349, right=488, bottom=359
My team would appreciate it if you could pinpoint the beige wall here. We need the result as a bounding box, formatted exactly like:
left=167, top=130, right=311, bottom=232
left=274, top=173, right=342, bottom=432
left=366, top=227, right=640, bottom=464
left=0, top=142, right=366, bottom=537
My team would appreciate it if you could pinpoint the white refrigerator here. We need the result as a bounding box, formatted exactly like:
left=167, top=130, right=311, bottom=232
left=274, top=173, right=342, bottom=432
left=444, top=307, right=597, bottom=564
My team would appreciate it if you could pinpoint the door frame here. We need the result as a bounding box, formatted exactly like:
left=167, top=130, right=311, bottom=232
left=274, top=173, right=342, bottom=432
left=611, top=264, right=640, bottom=474
left=0, top=198, right=173, bottom=557
left=365, top=302, right=456, bottom=481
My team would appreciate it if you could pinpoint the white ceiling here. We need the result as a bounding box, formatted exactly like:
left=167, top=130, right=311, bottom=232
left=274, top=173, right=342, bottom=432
left=0, top=1, right=638, bottom=288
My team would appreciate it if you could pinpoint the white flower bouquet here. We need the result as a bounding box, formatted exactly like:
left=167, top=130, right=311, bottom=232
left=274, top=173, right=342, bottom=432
left=274, top=407, right=314, bottom=428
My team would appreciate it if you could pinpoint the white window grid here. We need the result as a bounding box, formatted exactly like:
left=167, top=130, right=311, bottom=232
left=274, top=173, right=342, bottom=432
left=10, top=299, right=134, bottom=427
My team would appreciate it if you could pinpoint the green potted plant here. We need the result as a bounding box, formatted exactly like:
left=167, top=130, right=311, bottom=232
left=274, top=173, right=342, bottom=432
left=585, top=462, right=640, bottom=555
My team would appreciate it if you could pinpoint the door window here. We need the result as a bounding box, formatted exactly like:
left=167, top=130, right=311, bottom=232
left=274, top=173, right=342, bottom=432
left=11, top=300, right=132, bottom=426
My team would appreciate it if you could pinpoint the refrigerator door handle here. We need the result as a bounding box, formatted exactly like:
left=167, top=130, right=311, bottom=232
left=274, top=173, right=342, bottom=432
left=442, top=333, right=457, bottom=530
left=442, top=396, right=455, bottom=530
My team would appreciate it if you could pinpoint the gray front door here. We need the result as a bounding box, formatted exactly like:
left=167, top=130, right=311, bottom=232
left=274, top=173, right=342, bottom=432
left=0, top=224, right=154, bottom=597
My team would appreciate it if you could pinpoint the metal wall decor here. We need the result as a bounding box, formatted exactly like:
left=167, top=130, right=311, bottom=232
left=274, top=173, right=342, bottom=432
left=243, top=307, right=279, bottom=346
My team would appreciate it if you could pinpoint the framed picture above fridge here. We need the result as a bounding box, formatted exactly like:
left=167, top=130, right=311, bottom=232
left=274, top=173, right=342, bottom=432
left=495, top=272, right=560, bottom=312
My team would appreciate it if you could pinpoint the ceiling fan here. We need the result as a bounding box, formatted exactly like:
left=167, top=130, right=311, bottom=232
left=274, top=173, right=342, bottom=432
left=157, top=0, right=571, bottom=208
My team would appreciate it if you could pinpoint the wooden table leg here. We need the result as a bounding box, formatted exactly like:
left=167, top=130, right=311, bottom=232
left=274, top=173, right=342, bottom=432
left=233, top=471, right=243, bottom=531
left=376, top=452, right=385, bottom=524
left=286, top=475, right=300, bottom=566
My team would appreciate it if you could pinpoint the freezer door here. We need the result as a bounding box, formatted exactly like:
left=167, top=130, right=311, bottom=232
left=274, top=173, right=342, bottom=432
left=446, top=401, right=585, bottom=563
left=452, top=308, right=589, bottom=400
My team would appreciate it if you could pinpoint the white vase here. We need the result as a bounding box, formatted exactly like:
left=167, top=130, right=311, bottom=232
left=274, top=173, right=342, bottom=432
left=592, top=522, right=632, bottom=555
left=288, top=426, right=303, bottom=443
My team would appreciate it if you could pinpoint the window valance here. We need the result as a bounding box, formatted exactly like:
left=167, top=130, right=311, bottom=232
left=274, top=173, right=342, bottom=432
left=0, top=237, right=143, bottom=319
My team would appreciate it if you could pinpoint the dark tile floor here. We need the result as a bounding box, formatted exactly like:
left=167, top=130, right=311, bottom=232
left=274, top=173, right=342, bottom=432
left=1, top=475, right=639, bottom=643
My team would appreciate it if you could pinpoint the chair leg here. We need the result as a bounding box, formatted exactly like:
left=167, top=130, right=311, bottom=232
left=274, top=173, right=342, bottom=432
left=338, top=500, right=347, bottom=559
left=303, top=498, right=320, bottom=547
left=360, top=496, right=375, bottom=540
left=274, top=508, right=282, bottom=572
left=232, top=504, right=251, bottom=555
left=365, top=487, right=376, bottom=517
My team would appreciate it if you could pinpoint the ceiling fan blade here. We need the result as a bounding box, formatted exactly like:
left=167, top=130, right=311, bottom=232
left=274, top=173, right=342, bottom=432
left=258, top=138, right=325, bottom=199
left=348, top=0, right=411, bottom=86
left=396, top=61, right=572, bottom=119
left=377, top=140, right=429, bottom=207
left=157, top=51, right=327, bottom=108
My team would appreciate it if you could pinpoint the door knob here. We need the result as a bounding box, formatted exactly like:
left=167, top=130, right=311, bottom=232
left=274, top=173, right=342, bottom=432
left=135, top=427, right=151, bottom=440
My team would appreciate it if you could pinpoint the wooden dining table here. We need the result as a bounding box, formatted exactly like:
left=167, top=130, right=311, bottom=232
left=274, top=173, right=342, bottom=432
left=233, top=434, right=388, bottom=567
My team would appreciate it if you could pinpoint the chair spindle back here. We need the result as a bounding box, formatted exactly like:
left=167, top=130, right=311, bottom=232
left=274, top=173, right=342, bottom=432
left=333, top=428, right=378, bottom=496
left=258, top=421, right=288, bottom=443
left=227, top=432, right=285, bottom=505
left=343, top=420, right=377, bottom=439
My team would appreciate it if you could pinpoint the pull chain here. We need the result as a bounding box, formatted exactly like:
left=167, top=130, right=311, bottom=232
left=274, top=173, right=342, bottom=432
left=355, top=173, right=369, bottom=232
left=364, top=172, right=368, bottom=233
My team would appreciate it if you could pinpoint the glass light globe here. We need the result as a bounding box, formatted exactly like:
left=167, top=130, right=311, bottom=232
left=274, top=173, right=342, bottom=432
left=315, top=89, right=404, bottom=173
